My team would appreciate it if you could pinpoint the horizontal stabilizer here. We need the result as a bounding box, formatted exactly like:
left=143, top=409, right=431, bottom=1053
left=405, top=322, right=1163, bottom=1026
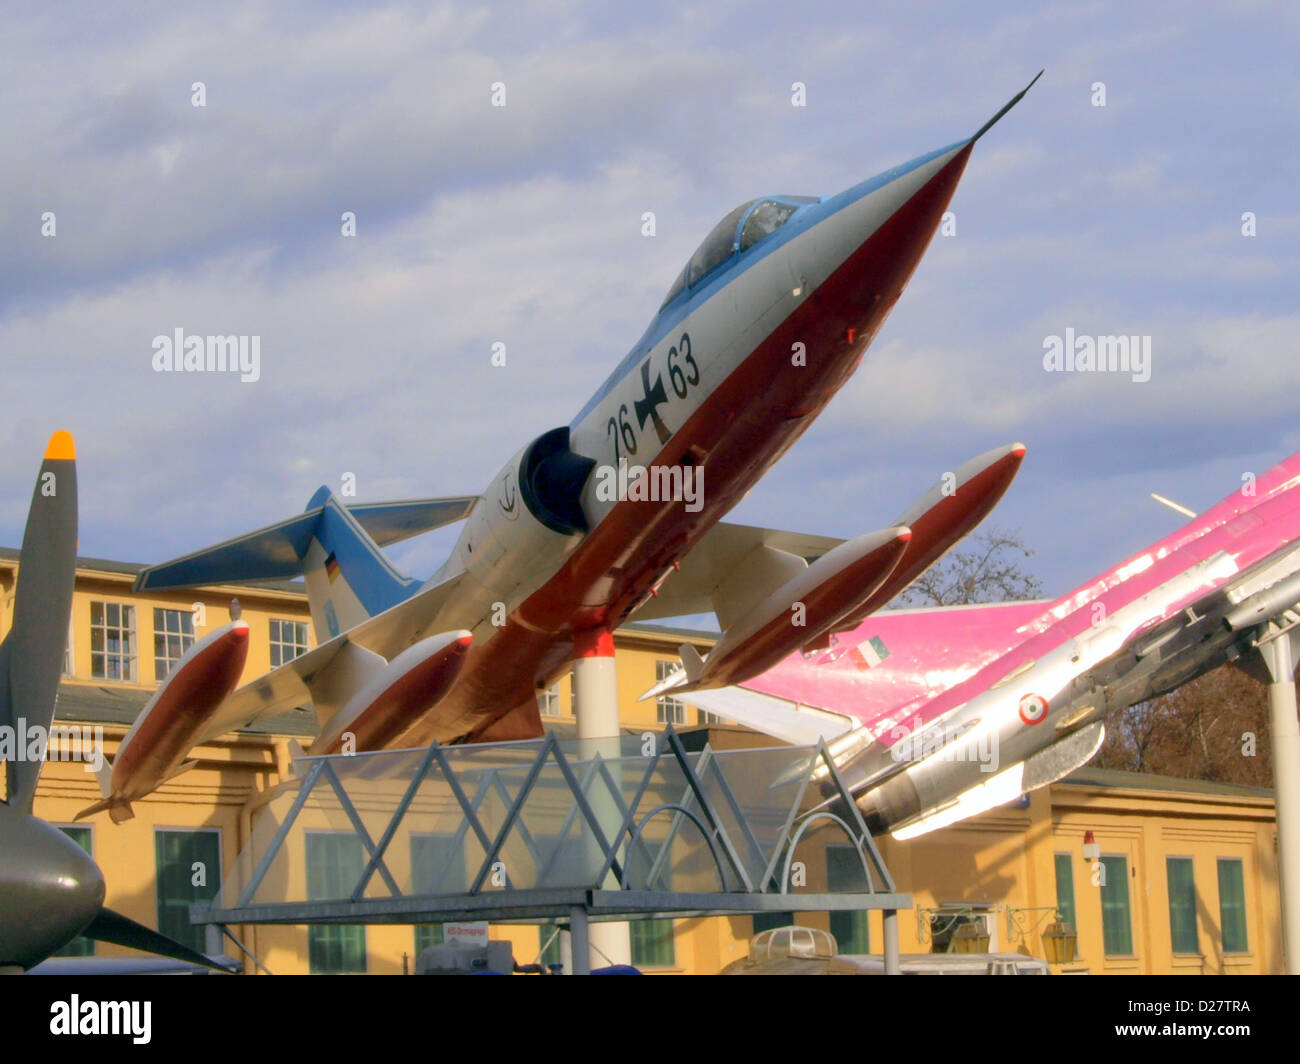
left=134, top=495, right=478, bottom=592
left=347, top=496, right=478, bottom=546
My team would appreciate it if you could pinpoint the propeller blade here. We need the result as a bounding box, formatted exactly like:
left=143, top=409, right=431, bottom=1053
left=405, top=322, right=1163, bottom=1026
left=2, top=432, right=78, bottom=811
left=82, top=907, right=235, bottom=973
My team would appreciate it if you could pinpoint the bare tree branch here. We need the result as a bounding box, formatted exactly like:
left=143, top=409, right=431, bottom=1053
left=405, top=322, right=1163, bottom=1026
left=895, top=527, right=1044, bottom=607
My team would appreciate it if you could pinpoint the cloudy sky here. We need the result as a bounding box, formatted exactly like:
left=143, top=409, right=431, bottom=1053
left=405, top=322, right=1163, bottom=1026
left=3, top=1, right=1297, bottom=612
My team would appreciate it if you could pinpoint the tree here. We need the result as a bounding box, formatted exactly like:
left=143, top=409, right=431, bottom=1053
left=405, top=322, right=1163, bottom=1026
left=890, top=525, right=1282, bottom=787
left=895, top=527, right=1044, bottom=607
left=1093, top=664, right=1277, bottom=787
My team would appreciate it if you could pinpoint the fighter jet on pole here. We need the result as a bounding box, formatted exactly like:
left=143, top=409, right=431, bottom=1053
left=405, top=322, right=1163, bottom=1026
left=117, top=75, right=1041, bottom=802
left=670, top=449, right=1300, bottom=839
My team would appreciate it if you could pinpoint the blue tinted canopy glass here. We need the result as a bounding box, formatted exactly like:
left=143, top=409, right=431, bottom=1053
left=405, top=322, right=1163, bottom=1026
left=662, top=196, right=819, bottom=307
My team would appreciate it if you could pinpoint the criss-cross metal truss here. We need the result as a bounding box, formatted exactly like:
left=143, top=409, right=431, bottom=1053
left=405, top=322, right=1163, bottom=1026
left=195, top=727, right=910, bottom=971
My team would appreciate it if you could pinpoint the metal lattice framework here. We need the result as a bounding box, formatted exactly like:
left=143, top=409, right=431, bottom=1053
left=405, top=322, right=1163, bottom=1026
left=195, top=728, right=910, bottom=972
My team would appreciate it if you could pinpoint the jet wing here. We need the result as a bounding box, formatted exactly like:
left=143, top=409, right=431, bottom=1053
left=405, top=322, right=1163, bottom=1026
left=685, top=686, right=855, bottom=746
left=187, top=569, right=469, bottom=744
left=630, top=520, right=845, bottom=623
left=681, top=599, right=1049, bottom=737
left=635, top=443, right=1027, bottom=680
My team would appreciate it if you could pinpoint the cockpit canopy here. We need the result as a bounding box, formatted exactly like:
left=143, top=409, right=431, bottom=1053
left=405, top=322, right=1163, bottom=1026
left=661, top=195, right=819, bottom=307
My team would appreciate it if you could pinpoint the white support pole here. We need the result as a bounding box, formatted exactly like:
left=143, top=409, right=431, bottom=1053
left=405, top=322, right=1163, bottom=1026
left=883, top=909, right=900, bottom=975
left=572, top=627, right=632, bottom=970
left=1261, top=631, right=1300, bottom=974
left=568, top=906, right=591, bottom=976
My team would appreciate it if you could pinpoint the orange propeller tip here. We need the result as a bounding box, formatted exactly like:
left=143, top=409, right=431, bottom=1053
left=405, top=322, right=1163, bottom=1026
left=45, top=430, right=76, bottom=461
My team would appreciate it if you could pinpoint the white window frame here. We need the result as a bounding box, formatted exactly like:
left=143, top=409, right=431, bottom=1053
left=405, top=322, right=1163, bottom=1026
left=655, top=661, right=686, bottom=725
left=89, top=600, right=137, bottom=683
left=538, top=683, right=563, bottom=718
left=152, top=607, right=196, bottom=682
left=269, top=618, right=310, bottom=667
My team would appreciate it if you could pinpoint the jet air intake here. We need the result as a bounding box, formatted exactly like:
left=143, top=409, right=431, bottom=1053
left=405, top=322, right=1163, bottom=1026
left=519, top=427, right=596, bottom=536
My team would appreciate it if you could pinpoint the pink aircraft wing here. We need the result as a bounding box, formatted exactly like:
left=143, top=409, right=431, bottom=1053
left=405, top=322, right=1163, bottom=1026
left=686, top=599, right=1048, bottom=740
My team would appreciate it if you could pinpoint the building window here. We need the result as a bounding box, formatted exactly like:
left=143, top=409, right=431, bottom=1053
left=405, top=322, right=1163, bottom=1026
left=1099, top=855, right=1133, bottom=956
left=698, top=709, right=727, bottom=725
left=63, top=619, right=74, bottom=678
left=630, top=919, right=675, bottom=968
left=826, top=845, right=870, bottom=953
left=539, top=926, right=565, bottom=970
left=155, top=829, right=221, bottom=955
left=269, top=618, right=310, bottom=667
left=53, top=827, right=94, bottom=957
left=537, top=683, right=563, bottom=718
left=90, top=601, right=136, bottom=682
left=1217, top=858, right=1249, bottom=953
left=153, top=608, right=195, bottom=681
left=411, top=834, right=466, bottom=956
left=655, top=661, right=686, bottom=725
left=306, top=833, right=367, bottom=973
left=752, top=911, right=796, bottom=936
left=1166, top=857, right=1199, bottom=955
left=1054, top=852, right=1077, bottom=932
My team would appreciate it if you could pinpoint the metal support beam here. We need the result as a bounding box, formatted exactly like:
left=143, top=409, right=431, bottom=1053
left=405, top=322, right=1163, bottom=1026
left=236, top=757, right=324, bottom=908
left=1260, top=627, right=1300, bottom=973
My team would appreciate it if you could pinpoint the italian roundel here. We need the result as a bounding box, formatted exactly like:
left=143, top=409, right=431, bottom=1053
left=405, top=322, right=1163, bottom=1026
left=1018, top=693, right=1048, bottom=725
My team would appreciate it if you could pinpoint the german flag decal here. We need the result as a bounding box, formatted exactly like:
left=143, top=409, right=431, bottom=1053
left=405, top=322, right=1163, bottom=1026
left=324, top=552, right=340, bottom=583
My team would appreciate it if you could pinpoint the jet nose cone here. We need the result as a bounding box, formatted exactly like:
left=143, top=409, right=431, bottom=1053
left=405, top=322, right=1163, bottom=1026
left=787, top=141, right=973, bottom=373
left=804, top=75, right=1041, bottom=330
left=0, top=813, right=105, bottom=969
left=830, top=138, right=974, bottom=291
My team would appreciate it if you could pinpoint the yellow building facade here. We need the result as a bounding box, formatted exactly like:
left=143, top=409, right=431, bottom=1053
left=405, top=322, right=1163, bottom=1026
left=4, top=549, right=1284, bottom=974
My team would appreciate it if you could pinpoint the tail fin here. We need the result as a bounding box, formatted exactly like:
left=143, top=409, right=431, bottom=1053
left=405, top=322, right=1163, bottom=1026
left=134, top=491, right=478, bottom=638
left=299, top=487, right=418, bottom=636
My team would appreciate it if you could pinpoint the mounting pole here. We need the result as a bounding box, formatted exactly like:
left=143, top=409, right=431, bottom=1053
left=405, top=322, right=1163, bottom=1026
left=883, top=909, right=900, bottom=975
left=1258, top=626, right=1300, bottom=973
left=571, top=627, right=631, bottom=969
left=568, top=906, right=591, bottom=975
